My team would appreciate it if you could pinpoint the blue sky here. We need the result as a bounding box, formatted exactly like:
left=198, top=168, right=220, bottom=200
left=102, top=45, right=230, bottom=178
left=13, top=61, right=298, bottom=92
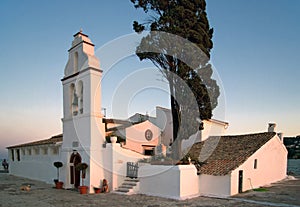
left=0, top=0, right=299, bottom=158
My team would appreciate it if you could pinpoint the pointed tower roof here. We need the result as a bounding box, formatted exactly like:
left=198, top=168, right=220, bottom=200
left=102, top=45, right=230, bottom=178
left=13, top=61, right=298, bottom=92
left=63, top=30, right=100, bottom=77
left=69, top=29, right=95, bottom=52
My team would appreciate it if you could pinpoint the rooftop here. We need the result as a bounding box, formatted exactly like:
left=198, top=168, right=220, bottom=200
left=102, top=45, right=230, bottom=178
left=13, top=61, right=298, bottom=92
left=188, top=132, right=276, bottom=175
left=7, top=134, right=62, bottom=149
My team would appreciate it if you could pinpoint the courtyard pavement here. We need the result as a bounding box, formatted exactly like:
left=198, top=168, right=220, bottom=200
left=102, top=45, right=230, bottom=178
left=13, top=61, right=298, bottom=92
left=0, top=172, right=299, bottom=207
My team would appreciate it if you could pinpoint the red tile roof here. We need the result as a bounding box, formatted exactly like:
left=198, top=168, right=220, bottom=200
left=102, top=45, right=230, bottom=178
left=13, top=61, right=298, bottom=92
left=7, top=134, right=63, bottom=149
left=188, top=132, right=276, bottom=175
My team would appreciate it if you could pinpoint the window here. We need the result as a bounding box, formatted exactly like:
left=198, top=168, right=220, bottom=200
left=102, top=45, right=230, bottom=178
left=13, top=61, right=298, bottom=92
left=34, top=148, right=40, bottom=155
left=52, top=147, right=58, bottom=155
left=16, top=149, right=20, bottom=161
left=27, top=148, right=32, bottom=156
left=70, top=83, right=78, bottom=116
left=42, top=148, right=48, bottom=155
left=11, top=149, right=14, bottom=161
left=144, top=149, right=154, bottom=156
left=254, top=159, right=258, bottom=169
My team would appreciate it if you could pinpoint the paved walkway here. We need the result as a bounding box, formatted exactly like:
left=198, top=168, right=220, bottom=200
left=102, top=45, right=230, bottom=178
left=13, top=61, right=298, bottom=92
left=0, top=173, right=299, bottom=207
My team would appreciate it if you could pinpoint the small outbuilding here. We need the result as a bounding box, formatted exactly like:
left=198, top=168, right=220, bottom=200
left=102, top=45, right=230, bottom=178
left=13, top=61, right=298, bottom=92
left=188, top=132, right=287, bottom=197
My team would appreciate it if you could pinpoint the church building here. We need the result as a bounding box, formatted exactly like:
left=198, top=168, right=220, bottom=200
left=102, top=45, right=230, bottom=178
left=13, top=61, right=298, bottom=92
left=7, top=31, right=287, bottom=199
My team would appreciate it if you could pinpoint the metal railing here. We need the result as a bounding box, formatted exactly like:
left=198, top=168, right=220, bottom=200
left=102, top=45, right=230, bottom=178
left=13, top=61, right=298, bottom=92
left=126, top=162, right=138, bottom=178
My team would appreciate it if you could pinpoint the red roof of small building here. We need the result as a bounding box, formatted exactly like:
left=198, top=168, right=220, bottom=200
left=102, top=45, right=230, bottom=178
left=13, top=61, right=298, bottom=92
left=7, top=134, right=63, bottom=149
left=188, top=132, right=276, bottom=176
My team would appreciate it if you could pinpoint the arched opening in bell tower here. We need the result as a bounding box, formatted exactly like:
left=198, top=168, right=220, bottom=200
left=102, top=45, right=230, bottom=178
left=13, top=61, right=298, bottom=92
left=70, top=83, right=78, bottom=116
left=77, top=81, right=83, bottom=114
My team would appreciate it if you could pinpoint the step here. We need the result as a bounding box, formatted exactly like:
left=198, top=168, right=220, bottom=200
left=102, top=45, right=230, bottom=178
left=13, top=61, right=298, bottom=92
left=119, top=184, right=134, bottom=189
left=121, top=183, right=137, bottom=188
left=116, top=188, right=130, bottom=193
left=114, top=179, right=140, bottom=195
left=124, top=178, right=139, bottom=182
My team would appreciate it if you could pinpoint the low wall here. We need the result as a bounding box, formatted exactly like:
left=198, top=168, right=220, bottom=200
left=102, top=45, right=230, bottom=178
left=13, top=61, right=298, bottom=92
left=138, top=165, right=199, bottom=200
left=104, top=143, right=146, bottom=191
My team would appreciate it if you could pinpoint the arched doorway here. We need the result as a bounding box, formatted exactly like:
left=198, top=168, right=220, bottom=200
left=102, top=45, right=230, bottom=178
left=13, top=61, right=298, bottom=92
left=70, top=152, right=81, bottom=188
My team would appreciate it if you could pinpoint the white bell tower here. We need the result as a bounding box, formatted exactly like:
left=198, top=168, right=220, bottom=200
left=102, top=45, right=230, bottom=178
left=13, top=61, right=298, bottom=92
left=61, top=30, right=106, bottom=192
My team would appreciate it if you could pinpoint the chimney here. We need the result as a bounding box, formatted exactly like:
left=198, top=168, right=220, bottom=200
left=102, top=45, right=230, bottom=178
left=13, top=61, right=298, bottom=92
left=268, top=123, right=276, bottom=132
left=277, top=132, right=284, bottom=143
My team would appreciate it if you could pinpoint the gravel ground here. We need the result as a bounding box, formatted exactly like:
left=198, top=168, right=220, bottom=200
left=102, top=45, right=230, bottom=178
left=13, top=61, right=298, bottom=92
left=0, top=173, right=299, bottom=207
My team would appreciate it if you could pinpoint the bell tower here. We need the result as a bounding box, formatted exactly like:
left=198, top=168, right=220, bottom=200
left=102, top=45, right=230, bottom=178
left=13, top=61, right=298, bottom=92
left=61, top=30, right=106, bottom=191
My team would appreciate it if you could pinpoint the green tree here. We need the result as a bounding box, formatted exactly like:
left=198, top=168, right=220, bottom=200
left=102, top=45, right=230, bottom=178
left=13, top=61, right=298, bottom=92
left=131, top=0, right=219, bottom=158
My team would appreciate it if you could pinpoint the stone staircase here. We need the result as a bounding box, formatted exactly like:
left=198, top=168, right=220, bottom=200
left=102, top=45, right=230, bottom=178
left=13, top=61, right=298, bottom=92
left=114, top=178, right=140, bottom=195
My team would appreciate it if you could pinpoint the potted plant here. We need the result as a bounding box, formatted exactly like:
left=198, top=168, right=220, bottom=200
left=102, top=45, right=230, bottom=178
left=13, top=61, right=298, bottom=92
left=75, top=162, right=89, bottom=194
left=53, top=161, right=64, bottom=189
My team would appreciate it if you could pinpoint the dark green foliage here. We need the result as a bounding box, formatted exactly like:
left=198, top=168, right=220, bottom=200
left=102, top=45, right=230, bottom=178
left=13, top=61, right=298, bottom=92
left=76, top=163, right=88, bottom=171
left=131, top=0, right=220, bottom=157
left=53, top=161, right=63, bottom=168
left=76, top=163, right=88, bottom=186
left=53, top=161, right=63, bottom=181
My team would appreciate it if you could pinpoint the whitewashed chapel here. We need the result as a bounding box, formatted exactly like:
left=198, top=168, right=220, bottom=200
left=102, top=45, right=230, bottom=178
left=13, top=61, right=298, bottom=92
left=7, top=31, right=288, bottom=199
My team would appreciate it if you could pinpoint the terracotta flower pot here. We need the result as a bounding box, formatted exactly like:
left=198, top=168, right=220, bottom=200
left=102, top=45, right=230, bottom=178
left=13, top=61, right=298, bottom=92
left=55, top=181, right=64, bottom=189
left=93, top=187, right=101, bottom=194
left=78, top=186, right=88, bottom=194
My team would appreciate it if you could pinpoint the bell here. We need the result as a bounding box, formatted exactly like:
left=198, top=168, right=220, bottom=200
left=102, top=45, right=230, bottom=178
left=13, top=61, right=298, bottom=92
left=72, top=95, right=78, bottom=106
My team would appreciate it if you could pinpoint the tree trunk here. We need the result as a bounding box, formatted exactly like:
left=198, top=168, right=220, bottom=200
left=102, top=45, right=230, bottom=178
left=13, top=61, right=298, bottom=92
left=169, top=73, right=181, bottom=159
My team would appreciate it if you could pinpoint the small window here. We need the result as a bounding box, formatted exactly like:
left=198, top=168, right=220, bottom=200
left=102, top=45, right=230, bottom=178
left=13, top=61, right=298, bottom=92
left=22, top=149, right=25, bottom=156
left=27, top=148, right=32, bottom=156
left=16, top=149, right=20, bottom=161
left=144, top=149, right=154, bottom=156
left=52, top=147, right=58, bottom=155
left=42, top=148, right=48, bottom=155
left=254, top=159, right=258, bottom=169
left=34, top=148, right=40, bottom=155
left=11, top=149, right=14, bottom=161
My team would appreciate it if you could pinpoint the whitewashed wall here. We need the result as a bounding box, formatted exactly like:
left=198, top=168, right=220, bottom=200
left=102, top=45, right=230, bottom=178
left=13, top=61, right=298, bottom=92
left=198, top=174, right=231, bottom=197
left=8, top=146, right=61, bottom=184
left=101, top=142, right=146, bottom=191
left=182, top=119, right=227, bottom=152
left=138, top=165, right=199, bottom=200
left=201, top=120, right=227, bottom=142
left=230, top=135, right=287, bottom=195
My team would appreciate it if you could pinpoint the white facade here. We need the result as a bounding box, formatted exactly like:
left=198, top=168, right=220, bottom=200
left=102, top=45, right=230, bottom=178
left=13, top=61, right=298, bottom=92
left=199, top=174, right=231, bottom=197
left=230, top=134, right=287, bottom=195
left=7, top=138, right=62, bottom=184
left=7, top=31, right=149, bottom=194
left=103, top=141, right=145, bottom=191
left=139, top=165, right=199, bottom=200
left=182, top=119, right=228, bottom=152
left=123, top=120, right=161, bottom=155
left=60, top=31, right=106, bottom=192
left=198, top=134, right=288, bottom=197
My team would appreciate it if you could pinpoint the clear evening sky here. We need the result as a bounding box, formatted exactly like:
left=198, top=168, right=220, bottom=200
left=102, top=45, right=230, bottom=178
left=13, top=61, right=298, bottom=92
left=0, top=0, right=299, bottom=158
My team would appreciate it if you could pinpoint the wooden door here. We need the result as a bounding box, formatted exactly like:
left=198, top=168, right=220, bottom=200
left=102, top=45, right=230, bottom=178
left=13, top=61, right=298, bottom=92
left=238, top=170, right=243, bottom=193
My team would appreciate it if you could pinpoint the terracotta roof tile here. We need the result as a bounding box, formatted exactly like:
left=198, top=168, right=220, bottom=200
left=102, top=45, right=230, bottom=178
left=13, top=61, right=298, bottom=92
left=7, top=134, right=63, bottom=149
left=188, top=132, right=276, bottom=175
